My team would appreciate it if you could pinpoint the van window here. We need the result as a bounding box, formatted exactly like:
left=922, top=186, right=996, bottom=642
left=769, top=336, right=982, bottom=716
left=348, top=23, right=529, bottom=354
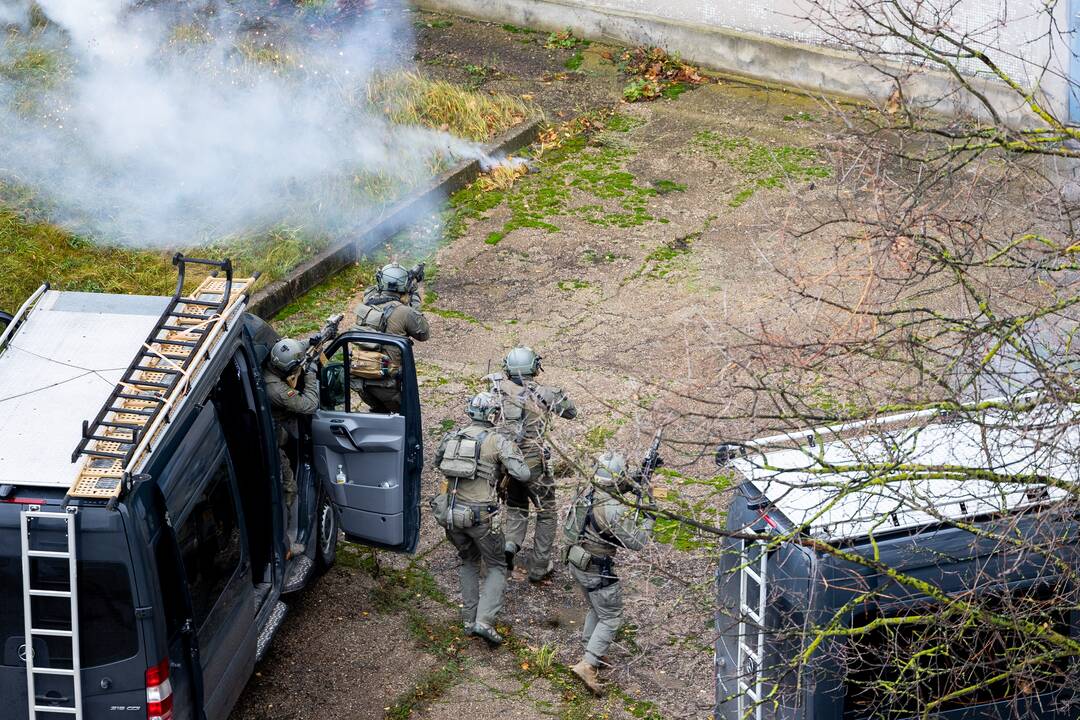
left=841, top=584, right=1072, bottom=718
left=0, top=555, right=137, bottom=668
left=175, top=454, right=243, bottom=628
left=155, top=535, right=186, bottom=641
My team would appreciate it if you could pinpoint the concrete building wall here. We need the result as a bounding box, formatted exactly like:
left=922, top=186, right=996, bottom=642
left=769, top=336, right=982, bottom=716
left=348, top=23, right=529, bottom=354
left=418, top=0, right=1073, bottom=124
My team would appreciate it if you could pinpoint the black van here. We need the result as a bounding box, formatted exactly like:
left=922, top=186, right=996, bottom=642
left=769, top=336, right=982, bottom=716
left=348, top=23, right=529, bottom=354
left=713, top=408, right=1080, bottom=720
left=0, top=257, right=424, bottom=719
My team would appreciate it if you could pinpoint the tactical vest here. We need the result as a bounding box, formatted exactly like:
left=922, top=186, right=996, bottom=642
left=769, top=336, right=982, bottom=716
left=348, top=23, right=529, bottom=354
left=562, top=486, right=594, bottom=548
left=355, top=301, right=398, bottom=335
left=563, top=487, right=620, bottom=562
left=491, top=377, right=545, bottom=465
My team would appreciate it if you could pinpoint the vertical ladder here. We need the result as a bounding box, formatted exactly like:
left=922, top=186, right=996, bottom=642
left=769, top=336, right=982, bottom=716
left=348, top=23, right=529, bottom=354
left=736, top=539, right=767, bottom=720
left=20, top=507, right=82, bottom=720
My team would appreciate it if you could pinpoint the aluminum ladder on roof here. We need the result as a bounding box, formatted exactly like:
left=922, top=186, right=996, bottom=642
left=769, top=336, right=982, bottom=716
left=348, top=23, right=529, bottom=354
left=67, top=254, right=256, bottom=503
left=20, top=507, right=83, bottom=719
left=736, top=539, right=767, bottom=720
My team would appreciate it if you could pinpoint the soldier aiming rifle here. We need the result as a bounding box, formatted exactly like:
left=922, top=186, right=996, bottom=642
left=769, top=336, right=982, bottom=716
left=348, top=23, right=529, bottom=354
left=351, top=262, right=431, bottom=413
left=286, top=313, right=343, bottom=388
left=561, top=431, right=663, bottom=694
left=264, top=314, right=343, bottom=555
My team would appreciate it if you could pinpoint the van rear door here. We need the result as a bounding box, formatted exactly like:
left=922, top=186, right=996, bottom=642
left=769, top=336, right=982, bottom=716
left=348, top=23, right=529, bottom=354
left=0, top=502, right=147, bottom=720
left=309, top=332, right=423, bottom=553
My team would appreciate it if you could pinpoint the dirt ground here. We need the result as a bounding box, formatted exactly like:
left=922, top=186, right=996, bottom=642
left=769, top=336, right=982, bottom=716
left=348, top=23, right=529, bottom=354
left=236, top=7, right=857, bottom=720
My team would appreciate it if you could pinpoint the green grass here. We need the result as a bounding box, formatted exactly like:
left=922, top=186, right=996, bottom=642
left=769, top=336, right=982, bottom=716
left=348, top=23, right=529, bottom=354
left=557, top=278, right=592, bottom=291
left=415, top=19, right=454, bottom=29
left=476, top=131, right=661, bottom=246
left=564, top=51, right=584, bottom=71
left=651, top=180, right=686, bottom=195
left=0, top=62, right=533, bottom=313
left=335, top=544, right=467, bottom=719
left=583, top=421, right=621, bottom=450
left=501, top=24, right=539, bottom=34
left=421, top=289, right=483, bottom=325
left=0, top=205, right=342, bottom=315
left=691, top=130, right=831, bottom=207
left=273, top=262, right=374, bottom=337
left=604, top=114, right=645, bottom=133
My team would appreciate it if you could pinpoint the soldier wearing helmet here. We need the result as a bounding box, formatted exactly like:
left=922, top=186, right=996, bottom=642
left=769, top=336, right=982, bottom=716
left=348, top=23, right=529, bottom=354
left=264, top=337, right=320, bottom=555
left=488, top=346, right=577, bottom=582
left=563, top=451, right=655, bottom=694
left=351, top=262, right=430, bottom=413
left=431, top=392, right=531, bottom=646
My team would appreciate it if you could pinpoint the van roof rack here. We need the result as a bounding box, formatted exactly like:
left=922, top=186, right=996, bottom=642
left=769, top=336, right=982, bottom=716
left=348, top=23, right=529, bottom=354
left=66, top=254, right=256, bottom=505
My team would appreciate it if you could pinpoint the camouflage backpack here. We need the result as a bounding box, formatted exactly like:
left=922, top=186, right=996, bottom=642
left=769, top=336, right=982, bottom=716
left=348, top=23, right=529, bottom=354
left=438, top=427, right=489, bottom=480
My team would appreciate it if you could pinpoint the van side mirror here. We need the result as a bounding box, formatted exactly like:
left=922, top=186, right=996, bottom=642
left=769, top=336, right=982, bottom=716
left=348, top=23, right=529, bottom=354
left=320, top=362, right=347, bottom=410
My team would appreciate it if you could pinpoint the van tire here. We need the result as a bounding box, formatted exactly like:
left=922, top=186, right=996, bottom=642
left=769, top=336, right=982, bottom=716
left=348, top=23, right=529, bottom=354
left=315, top=487, right=339, bottom=573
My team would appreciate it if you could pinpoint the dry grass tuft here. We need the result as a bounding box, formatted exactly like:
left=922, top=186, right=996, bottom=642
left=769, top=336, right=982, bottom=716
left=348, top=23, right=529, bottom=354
left=369, top=71, right=533, bottom=142
left=476, top=161, right=530, bottom=192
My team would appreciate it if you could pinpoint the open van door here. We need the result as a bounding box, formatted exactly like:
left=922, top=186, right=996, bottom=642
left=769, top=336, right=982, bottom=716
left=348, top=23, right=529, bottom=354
left=310, top=331, right=423, bottom=553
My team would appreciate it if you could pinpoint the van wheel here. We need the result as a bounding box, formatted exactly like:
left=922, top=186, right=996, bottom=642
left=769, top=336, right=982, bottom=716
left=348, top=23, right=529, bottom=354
left=315, top=488, right=339, bottom=573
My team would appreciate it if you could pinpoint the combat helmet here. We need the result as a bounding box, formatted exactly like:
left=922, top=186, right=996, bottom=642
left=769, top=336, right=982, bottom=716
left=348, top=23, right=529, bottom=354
left=376, top=262, right=411, bottom=293
left=269, top=338, right=306, bottom=374
left=593, top=451, right=628, bottom=489
left=465, top=391, right=501, bottom=424
left=503, top=346, right=542, bottom=379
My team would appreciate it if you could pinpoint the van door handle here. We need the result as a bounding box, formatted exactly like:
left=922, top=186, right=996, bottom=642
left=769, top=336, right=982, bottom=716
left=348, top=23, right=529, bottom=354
left=36, top=694, right=71, bottom=704
left=331, top=425, right=362, bottom=451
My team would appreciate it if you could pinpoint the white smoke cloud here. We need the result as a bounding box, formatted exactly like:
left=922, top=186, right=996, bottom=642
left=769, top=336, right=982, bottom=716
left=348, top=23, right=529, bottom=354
left=0, top=0, right=490, bottom=245
left=0, top=1, right=30, bottom=27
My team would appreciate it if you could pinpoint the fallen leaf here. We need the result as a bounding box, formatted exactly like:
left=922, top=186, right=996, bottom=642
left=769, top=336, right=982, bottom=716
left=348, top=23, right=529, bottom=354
left=885, top=88, right=902, bottom=115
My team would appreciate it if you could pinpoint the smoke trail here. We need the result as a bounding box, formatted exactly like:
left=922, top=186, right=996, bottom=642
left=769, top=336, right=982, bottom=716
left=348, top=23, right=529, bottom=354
left=0, top=0, right=489, bottom=246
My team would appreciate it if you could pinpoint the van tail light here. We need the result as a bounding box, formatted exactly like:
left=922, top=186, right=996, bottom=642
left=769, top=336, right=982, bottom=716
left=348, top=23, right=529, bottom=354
left=146, top=657, right=174, bottom=720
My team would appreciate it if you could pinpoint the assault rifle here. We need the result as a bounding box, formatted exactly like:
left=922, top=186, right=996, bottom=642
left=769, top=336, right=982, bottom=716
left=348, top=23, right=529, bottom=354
left=407, top=262, right=425, bottom=293
left=633, top=429, right=664, bottom=519
left=287, top=313, right=344, bottom=389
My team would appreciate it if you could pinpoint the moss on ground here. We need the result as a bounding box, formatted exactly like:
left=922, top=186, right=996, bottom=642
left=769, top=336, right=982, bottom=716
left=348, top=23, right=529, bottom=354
left=422, top=289, right=484, bottom=325
left=691, top=130, right=831, bottom=207
left=451, top=121, right=661, bottom=246
left=557, top=278, right=592, bottom=291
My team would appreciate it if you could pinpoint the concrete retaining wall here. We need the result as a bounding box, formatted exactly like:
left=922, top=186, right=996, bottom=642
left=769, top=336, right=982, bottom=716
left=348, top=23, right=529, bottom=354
left=418, top=0, right=1070, bottom=125
left=248, top=117, right=542, bottom=319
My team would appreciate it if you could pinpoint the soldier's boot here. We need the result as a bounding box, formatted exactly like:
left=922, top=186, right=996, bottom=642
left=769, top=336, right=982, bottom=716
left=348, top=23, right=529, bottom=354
left=463, top=622, right=476, bottom=637
left=472, top=622, right=504, bottom=647
left=528, top=559, right=554, bottom=584
left=504, top=541, right=518, bottom=571
left=570, top=660, right=603, bottom=695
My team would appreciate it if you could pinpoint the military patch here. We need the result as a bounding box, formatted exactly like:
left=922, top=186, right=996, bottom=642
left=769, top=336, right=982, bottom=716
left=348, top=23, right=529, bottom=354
left=287, top=390, right=297, bottom=397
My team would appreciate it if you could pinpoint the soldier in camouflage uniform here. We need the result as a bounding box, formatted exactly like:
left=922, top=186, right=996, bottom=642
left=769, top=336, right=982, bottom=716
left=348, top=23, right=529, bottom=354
left=351, top=262, right=430, bottom=413
left=489, top=346, right=577, bottom=582
left=432, top=392, right=531, bottom=645
left=264, top=337, right=320, bottom=555
left=564, top=452, right=654, bottom=694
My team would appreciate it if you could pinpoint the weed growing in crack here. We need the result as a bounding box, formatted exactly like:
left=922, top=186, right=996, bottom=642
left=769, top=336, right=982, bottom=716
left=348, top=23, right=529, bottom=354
left=557, top=278, right=593, bottom=291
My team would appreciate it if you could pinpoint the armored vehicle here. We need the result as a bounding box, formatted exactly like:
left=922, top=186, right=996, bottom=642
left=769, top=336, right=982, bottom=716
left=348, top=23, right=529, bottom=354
left=0, top=255, right=424, bottom=720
